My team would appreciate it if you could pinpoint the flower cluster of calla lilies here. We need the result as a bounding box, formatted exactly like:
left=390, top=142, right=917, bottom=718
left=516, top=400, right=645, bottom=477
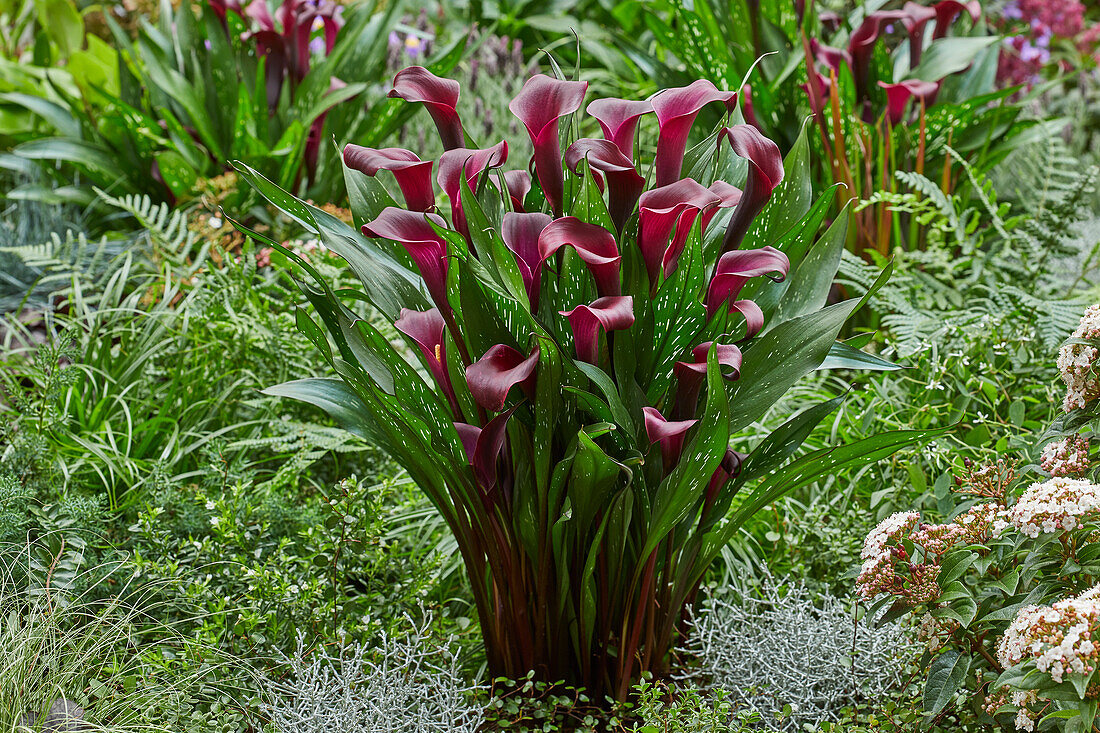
left=805, top=0, right=982, bottom=124
left=343, top=67, right=787, bottom=469
left=249, top=61, right=926, bottom=700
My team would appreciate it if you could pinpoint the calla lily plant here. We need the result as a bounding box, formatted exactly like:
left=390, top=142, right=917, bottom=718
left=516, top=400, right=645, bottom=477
left=235, top=65, right=942, bottom=701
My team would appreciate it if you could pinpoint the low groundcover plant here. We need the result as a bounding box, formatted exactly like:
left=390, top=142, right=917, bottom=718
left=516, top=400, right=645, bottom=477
left=235, top=65, right=939, bottom=701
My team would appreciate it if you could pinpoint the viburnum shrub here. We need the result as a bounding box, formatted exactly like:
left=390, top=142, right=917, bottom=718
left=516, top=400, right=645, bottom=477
left=234, top=65, right=936, bottom=701
left=856, top=305, right=1100, bottom=731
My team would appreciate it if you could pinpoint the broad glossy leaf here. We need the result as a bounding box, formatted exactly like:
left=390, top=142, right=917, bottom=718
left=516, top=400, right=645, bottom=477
left=817, top=340, right=903, bottom=371
left=923, top=649, right=970, bottom=717
left=738, top=394, right=845, bottom=485
left=907, top=37, right=998, bottom=84
left=263, top=378, right=375, bottom=441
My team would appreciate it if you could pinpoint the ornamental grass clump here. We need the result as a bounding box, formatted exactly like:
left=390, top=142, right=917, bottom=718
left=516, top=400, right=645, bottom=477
left=236, top=65, right=934, bottom=700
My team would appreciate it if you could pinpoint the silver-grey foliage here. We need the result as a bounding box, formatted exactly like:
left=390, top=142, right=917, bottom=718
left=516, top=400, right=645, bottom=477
left=265, top=616, right=484, bottom=733
left=679, top=577, right=917, bottom=731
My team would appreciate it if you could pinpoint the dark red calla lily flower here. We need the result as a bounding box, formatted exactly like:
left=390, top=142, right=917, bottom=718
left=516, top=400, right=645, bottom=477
left=564, top=138, right=645, bottom=233
left=642, top=406, right=698, bottom=470
left=502, top=212, right=552, bottom=306
left=651, top=80, right=738, bottom=187
left=705, top=246, right=790, bottom=321
left=901, top=1, right=938, bottom=67
left=538, top=217, right=622, bottom=298
left=637, top=179, right=721, bottom=287
left=704, top=448, right=747, bottom=510
left=673, top=341, right=743, bottom=417
left=466, top=344, right=539, bottom=412
left=455, top=406, right=516, bottom=491
left=717, top=125, right=784, bottom=254
left=389, top=66, right=465, bottom=151
left=879, top=80, right=941, bottom=125
left=932, top=0, right=980, bottom=39
left=363, top=207, right=452, bottom=313
left=848, top=11, right=907, bottom=106
left=436, top=141, right=509, bottom=242
left=740, top=84, right=764, bottom=132
left=802, top=70, right=834, bottom=117
left=508, top=74, right=589, bottom=217
left=395, top=307, right=460, bottom=415
left=810, top=38, right=852, bottom=73
left=343, top=145, right=435, bottom=212
left=560, top=296, right=634, bottom=364
left=586, top=98, right=654, bottom=159
left=502, top=170, right=531, bottom=211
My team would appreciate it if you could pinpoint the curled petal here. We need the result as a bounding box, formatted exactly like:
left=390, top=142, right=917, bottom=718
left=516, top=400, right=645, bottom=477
left=343, top=145, right=434, bottom=212
left=389, top=66, right=464, bottom=150
left=560, top=295, right=634, bottom=364
left=699, top=181, right=743, bottom=239
left=729, top=299, right=765, bottom=339
left=508, top=74, right=588, bottom=216
left=652, top=80, right=737, bottom=186
left=436, top=141, right=509, bottom=241
left=705, top=246, right=789, bottom=319
left=901, top=1, right=937, bottom=66
left=585, top=98, right=654, bottom=158
left=717, top=125, right=784, bottom=254
left=395, top=307, right=459, bottom=414
left=642, top=406, right=698, bottom=470
left=932, top=0, right=980, bottom=38
left=245, top=0, right=275, bottom=29
left=454, top=407, right=516, bottom=491
left=538, top=217, right=621, bottom=298
left=564, top=138, right=645, bottom=232
left=638, top=179, right=721, bottom=286
left=502, top=212, right=553, bottom=306
left=878, top=80, right=940, bottom=125
left=466, top=344, right=539, bottom=412
left=502, top=169, right=531, bottom=211
left=363, top=207, right=451, bottom=313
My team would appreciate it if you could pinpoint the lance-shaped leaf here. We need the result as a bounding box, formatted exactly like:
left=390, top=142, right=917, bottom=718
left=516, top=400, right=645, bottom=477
left=932, top=0, right=980, bottom=39
left=538, top=217, right=622, bottom=297
left=455, top=407, right=516, bottom=490
left=586, top=97, right=653, bottom=158
left=643, top=406, right=698, bottom=471
left=878, top=80, right=940, bottom=125
left=652, top=80, right=737, bottom=186
left=901, top=1, right=937, bottom=66
left=395, top=307, right=459, bottom=414
left=564, top=138, right=645, bottom=233
left=466, top=343, right=539, bottom=412
left=706, top=246, right=789, bottom=319
left=508, top=74, right=588, bottom=217
left=362, top=207, right=451, bottom=313
left=637, top=179, right=720, bottom=287
left=561, top=296, right=634, bottom=364
left=674, top=341, right=743, bottom=416
left=717, top=125, right=784, bottom=254
left=437, top=141, right=508, bottom=240
left=343, top=145, right=434, bottom=212
left=502, top=170, right=531, bottom=211
left=389, top=66, right=465, bottom=151
left=501, top=211, right=552, bottom=306
left=848, top=11, right=907, bottom=103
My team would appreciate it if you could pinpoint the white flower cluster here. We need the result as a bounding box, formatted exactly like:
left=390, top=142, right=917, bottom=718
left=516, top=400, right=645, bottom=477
left=1058, top=305, right=1100, bottom=411
left=856, top=512, right=920, bottom=600
left=1040, top=435, right=1091, bottom=477
left=955, top=502, right=1010, bottom=542
left=997, top=586, right=1100, bottom=690
left=1009, top=477, right=1100, bottom=538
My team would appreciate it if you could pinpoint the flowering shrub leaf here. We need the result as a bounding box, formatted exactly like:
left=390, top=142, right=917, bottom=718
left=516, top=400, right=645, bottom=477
left=923, top=649, right=970, bottom=717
